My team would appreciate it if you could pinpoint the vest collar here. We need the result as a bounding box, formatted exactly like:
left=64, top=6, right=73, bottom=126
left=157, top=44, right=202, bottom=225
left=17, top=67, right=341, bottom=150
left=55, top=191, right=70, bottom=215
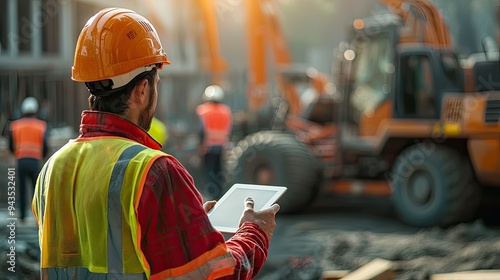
left=80, top=111, right=162, bottom=150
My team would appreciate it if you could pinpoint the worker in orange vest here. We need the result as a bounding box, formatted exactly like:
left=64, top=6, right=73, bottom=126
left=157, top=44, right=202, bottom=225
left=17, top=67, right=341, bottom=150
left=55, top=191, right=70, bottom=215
left=9, top=96, right=48, bottom=222
left=196, top=85, right=233, bottom=199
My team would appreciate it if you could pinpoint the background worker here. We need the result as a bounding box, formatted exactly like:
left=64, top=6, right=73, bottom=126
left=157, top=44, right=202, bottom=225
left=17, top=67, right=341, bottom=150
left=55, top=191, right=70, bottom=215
left=32, top=8, right=279, bottom=280
left=148, top=116, right=168, bottom=147
left=196, top=85, right=233, bottom=199
left=9, top=96, right=48, bottom=222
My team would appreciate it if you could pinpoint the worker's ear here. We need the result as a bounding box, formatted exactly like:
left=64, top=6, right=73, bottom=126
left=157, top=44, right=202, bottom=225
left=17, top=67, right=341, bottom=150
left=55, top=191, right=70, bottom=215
left=132, top=79, right=149, bottom=105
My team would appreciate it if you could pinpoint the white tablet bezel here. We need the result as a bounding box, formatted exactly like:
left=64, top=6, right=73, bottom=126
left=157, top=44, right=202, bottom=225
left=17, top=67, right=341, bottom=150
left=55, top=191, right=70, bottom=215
left=207, top=183, right=287, bottom=233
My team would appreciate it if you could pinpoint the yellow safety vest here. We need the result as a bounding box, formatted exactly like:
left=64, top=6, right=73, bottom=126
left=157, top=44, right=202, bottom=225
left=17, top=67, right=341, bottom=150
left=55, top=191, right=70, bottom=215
left=33, top=137, right=165, bottom=279
left=148, top=117, right=168, bottom=146
left=33, top=136, right=236, bottom=279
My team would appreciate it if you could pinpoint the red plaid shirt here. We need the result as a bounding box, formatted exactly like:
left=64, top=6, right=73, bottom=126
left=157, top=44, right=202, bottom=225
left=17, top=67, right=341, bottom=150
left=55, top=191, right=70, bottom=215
left=79, top=111, right=269, bottom=279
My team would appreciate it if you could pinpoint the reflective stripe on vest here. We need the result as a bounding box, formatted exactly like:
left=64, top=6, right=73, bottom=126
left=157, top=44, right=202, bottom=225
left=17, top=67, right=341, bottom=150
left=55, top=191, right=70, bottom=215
left=42, top=267, right=146, bottom=279
left=11, top=118, right=46, bottom=159
left=108, top=144, right=146, bottom=273
left=33, top=137, right=237, bottom=279
left=196, top=103, right=232, bottom=147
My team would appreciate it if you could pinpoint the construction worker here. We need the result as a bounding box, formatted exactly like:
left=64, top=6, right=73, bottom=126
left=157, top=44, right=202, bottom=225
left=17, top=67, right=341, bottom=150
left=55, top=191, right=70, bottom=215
left=32, top=8, right=279, bottom=280
left=9, top=96, right=48, bottom=222
left=196, top=85, right=233, bottom=199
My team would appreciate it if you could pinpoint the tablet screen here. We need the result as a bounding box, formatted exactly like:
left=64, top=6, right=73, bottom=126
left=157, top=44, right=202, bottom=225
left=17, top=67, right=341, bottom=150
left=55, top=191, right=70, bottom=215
left=208, top=184, right=287, bottom=233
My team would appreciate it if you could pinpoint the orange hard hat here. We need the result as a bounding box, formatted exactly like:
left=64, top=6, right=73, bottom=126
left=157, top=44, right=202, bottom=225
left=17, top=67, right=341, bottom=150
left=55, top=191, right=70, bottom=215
left=72, top=7, right=170, bottom=92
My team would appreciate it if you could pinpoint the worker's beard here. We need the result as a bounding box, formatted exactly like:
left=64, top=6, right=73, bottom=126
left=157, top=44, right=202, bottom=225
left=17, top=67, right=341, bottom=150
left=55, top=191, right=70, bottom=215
left=138, top=87, right=156, bottom=131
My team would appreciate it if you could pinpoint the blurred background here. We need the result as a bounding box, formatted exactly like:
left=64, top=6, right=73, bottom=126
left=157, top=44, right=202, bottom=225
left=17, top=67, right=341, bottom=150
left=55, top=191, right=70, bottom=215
left=0, top=0, right=383, bottom=189
left=1, top=0, right=499, bottom=221
left=1, top=0, right=497, bottom=153
left=0, top=0, right=375, bottom=151
left=1, top=1, right=500, bottom=278
left=2, top=0, right=497, bottom=176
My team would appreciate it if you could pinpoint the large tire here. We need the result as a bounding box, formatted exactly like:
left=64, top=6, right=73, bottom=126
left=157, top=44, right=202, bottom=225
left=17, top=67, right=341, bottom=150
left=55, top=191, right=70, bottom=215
left=225, top=131, right=321, bottom=213
left=391, top=144, right=480, bottom=227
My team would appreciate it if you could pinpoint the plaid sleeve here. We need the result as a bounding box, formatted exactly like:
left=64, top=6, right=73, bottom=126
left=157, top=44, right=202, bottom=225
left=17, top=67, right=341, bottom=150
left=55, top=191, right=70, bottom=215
left=222, top=222, right=270, bottom=279
left=137, top=156, right=270, bottom=279
left=137, top=156, right=225, bottom=273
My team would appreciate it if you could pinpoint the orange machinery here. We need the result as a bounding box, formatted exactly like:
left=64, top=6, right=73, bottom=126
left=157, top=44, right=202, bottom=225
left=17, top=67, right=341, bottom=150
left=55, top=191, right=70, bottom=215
left=145, top=0, right=328, bottom=129
left=145, top=0, right=227, bottom=86
left=380, top=0, right=452, bottom=47
left=242, top=0, right=334, bottom=145
left=226, top=0, right=500, bottom=227
left=326, top=0, right=499, bottom=227
left=197, top=0, right=331, bottom=135
left=246, top=0, right=299, bottom=115
left=193, top=0, right=228, bottom=85
left=244, top=0, right=331, bottom=128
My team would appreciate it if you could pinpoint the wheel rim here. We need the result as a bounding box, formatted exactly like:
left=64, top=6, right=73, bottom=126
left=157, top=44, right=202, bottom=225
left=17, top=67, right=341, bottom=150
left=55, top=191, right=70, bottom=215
left=407, top=169, right=434, bottom=206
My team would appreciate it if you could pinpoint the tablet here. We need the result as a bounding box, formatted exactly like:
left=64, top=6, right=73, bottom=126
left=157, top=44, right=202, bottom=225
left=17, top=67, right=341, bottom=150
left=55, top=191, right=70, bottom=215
left=208, top=183, right=287, bottom=233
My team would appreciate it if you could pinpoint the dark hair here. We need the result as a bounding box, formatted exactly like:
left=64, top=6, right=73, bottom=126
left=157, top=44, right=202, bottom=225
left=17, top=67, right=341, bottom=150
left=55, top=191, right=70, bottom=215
left=88, top=68, right=157, bottom=114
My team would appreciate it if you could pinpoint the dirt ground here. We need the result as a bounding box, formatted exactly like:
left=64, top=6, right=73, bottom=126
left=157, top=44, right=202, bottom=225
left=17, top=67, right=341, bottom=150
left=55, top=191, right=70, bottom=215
left=254, top=193, right=500, bottom=280
left=2, top=161, right=500, bottom=280
left=1, top=194, right=500, bottom=280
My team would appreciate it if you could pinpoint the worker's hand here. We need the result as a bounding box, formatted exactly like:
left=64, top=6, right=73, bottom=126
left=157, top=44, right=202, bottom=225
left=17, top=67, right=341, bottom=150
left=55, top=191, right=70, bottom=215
left=203, top=200, right=217, bottom=213
left=238, top=197, right=280, bottom=241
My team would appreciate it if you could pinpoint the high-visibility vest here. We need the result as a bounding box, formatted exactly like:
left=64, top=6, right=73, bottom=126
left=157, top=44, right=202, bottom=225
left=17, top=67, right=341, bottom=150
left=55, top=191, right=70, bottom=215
left=33, top=137, right=236, bottom=279
left=10, top=117, right=46, bottom=160
left=196, top=102, right=232, bottom=147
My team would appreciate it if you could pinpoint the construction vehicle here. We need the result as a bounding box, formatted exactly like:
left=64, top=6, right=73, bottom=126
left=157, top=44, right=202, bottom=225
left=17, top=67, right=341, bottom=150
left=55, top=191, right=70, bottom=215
left=226, top=0, right=500, bottom=227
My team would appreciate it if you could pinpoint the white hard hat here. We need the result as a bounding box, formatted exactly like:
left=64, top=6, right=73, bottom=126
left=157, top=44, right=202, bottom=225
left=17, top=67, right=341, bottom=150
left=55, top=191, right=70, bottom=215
left=21, top=97, right=39, bottom=114
left=203, top=85, right=224, bottom=102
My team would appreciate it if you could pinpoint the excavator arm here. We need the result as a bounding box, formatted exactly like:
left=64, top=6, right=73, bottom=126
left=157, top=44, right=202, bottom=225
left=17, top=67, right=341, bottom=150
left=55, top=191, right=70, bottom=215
left=245, top=0, right=331, bottom=116
left=245, top=0, right=301, bottom=115
left=145, top=0, right=227, bottom=85
left=144, top=0, right=325, bottom=117
left=195, top=0, right=228, bottom=84
left=380, top=0, right=453, bottom=49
